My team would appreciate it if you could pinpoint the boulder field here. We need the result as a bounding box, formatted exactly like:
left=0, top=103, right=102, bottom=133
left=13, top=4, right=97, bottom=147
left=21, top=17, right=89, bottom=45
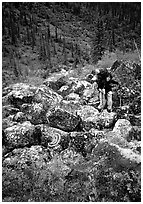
left=2, top=67, right=141, bottom=202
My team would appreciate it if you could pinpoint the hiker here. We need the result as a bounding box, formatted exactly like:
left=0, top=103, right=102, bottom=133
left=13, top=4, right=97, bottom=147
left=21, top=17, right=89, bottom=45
left=95, top=68, right=120, bottom=112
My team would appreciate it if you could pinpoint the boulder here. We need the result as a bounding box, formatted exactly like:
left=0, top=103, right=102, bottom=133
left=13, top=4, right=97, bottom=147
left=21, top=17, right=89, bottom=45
left=47, top=108, right=81, bottom=132
left=77, top=105, right=99, bottom=121
left=77, top=106, right=116, bottom=130
left=4, top=121, right=40, bottom=149
left=34, top=85, right=62, bottom=111
left=21, top=102, right=48, bottom=125
left=39, top=125, right=70, bottom=150
left=113, top=119, right=133, bottom=141
left=77, top=105, right=99, bottom=131
left=58, top=100, right=81, bottom=116
left=97, top=110, right=117, bottom=129
left=7, top=83, right=37, bottom=108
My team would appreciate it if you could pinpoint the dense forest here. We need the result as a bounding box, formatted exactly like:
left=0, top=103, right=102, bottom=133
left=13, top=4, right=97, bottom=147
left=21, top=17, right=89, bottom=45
left=2, top=2, right=141, bottom=85
left=2, top=2, right=141, bottom=202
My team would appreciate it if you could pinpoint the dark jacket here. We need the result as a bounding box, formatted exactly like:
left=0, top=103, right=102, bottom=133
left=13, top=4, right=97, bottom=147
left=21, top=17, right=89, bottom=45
left=96, top=69, right=118, bottom=92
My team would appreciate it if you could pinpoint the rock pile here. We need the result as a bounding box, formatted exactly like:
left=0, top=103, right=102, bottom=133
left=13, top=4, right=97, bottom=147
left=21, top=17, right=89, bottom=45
left=2, top=61, right=141, bottom=202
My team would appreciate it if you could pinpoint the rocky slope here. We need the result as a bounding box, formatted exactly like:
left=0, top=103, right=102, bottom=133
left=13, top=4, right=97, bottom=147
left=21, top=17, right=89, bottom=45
left=2, top=61, right=141, bottom=202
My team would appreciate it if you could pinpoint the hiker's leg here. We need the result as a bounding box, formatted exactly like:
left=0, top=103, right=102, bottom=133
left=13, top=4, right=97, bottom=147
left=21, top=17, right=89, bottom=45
left=98, top=89, right=103, bottom=110
left=98, top=89, right=106, bottom=110
left=102, top=88, right=106, bottom=109
left=107, top=91, right=113, bottom=112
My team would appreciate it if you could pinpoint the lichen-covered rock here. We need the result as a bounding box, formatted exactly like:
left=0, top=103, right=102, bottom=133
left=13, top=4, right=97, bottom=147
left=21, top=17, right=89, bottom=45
left=113, top=119, right=133, bottom=141
left=97, top=109, right=117, bottom=129
left=22, top=102, right=48, bottom=125
left=77, top=105, right=99, bottom=121
left=4, top=121, right=39, bottom=149
left=39, top=125, right=70, bottom=150
left=59, top=100, right=81, bottom=116
left=2, top=105, right=20, bottom=119
left=7, top=83, right=37, bottom=108
left=76, top=105, right=99, bottom=131
left=47, top=108, right=81, bottom=132
left=34, top=85, right=63, bottom=111
left=77, top=106, right=116, bottom=130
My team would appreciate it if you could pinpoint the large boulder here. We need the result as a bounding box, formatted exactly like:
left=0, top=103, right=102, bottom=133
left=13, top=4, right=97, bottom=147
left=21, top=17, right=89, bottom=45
left=6, top=83, right=37, bottom=108
left=21, top=102, right=48, bottom=125
left=97, top=110, right=117, bottom=129
left=59, top=100, right=81, bottom=116
left=4, top=121, right=40, bottom=150
left=39, top=125, right=70, bottom=150
left=113, top=119, right=133, bottom=141
left=76, top=105, right=99, bottom=131
left=47, top=108, right=81, bottom=132
left=77, top=106, right=117, bottom=130
left=34, top=85, right=63, bottom=111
